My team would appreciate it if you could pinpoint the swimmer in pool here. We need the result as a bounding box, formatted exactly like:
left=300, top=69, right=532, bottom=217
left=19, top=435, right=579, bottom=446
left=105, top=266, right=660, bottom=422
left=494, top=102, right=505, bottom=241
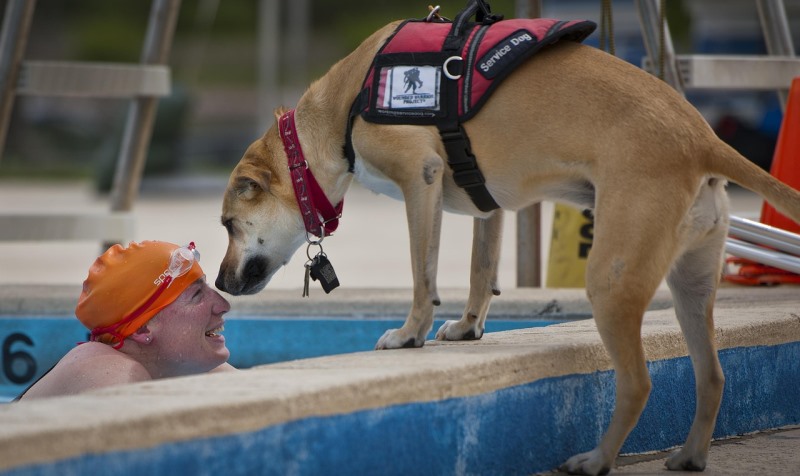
left=16, top=240, right=235, bottom=400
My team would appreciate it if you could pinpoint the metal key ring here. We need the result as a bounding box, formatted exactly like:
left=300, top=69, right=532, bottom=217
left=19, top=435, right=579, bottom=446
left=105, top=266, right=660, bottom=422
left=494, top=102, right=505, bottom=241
left=306, top=241, right=323, bottom=261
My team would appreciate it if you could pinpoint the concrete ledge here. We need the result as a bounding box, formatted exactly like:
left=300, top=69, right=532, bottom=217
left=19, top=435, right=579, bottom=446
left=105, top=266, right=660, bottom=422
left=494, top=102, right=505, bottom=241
left=0, top=285, right=672, bottom=318
left=0, top=287, right=798, bottom=475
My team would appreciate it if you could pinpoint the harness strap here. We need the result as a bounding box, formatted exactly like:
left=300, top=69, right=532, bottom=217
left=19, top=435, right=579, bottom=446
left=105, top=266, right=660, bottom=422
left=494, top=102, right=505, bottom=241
left=344, top=0, right=505, bottom=213
left=344, top=78, right=499, bottom=212
left=436, top=0, right=500, bottom=212
left=343, top=88, right=368, bottom=173
left=439, top=126, right=499, bottom=211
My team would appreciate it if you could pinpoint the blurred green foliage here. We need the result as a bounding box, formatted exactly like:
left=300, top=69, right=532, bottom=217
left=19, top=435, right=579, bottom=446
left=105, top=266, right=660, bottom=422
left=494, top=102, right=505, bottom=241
left=34, top=0, right=522, bottom=86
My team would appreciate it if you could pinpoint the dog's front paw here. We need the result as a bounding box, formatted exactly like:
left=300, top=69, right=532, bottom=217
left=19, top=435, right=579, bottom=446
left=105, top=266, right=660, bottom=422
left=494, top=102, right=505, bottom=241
left=665, top=448, right=707, bottom=471
left=435, top=319, right=484, bottom=341
left=375, top=328, right=424, bottom=350
left=560, top=449, right=611, bottom=476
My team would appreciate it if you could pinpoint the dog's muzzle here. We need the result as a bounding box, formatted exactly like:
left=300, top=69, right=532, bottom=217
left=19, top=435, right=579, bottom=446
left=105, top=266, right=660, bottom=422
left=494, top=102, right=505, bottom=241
left=216, top=256, right=270, bottom=295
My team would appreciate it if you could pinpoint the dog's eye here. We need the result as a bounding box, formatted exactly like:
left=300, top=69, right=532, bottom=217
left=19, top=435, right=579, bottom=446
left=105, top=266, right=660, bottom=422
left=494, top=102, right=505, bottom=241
left=222, top=218, right=234, bottom=235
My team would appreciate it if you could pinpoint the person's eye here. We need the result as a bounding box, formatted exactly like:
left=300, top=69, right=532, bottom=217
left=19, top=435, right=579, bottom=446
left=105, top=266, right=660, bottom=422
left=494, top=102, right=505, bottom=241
left=192, top=287, right=203, bottom=301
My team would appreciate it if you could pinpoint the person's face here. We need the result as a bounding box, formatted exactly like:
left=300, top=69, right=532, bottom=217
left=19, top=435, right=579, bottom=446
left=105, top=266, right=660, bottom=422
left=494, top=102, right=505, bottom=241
left=145, top=277, right=231, bottom=377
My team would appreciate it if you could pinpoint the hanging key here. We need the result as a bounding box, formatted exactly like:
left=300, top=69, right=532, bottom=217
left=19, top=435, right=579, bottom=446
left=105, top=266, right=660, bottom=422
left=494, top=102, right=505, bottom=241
left=309, top=253, right=340, bottom=294
left=302, top=257, right=315, bottom=297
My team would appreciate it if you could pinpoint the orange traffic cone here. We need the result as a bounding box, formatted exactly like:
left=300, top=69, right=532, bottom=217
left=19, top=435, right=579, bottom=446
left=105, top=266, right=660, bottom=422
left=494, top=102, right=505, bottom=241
left=760, top=77, right=800, bottom=233
left=724, top=76, right=800, bottom=286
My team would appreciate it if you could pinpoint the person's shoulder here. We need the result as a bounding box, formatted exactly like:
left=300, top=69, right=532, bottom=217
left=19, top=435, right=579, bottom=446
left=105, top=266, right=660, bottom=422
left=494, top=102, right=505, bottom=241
left=20, top=343, right=151, bottom=399
left=63, top=341, right=121, bottom=359
left=60, top=343, right=151, bottom=386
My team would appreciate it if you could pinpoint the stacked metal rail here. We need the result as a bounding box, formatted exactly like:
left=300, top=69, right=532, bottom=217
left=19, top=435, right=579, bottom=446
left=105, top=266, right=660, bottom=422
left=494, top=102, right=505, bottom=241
left=726, top=216, right=800, bottom=275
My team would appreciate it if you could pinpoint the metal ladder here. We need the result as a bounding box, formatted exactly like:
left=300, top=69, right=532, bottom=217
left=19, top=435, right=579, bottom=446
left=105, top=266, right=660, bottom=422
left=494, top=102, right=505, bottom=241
left=637, top=0, right=799, bottom=103
left=0, top=0, right=180, bottom=244
left=636, top=0, right=800, bottom=275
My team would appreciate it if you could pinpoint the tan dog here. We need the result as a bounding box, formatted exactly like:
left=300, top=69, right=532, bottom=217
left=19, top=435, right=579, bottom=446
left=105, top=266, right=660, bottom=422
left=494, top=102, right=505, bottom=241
left=216, top=19, right=800, bottom=476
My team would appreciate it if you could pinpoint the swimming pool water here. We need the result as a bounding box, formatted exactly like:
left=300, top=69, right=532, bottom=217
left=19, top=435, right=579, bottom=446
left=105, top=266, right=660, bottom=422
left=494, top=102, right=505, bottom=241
left=0, top=316, right=573, bottom=401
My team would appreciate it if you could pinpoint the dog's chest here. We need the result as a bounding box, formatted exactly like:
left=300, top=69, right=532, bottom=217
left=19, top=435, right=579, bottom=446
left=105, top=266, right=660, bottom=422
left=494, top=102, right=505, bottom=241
left=353, top=157, right=404, bottom=201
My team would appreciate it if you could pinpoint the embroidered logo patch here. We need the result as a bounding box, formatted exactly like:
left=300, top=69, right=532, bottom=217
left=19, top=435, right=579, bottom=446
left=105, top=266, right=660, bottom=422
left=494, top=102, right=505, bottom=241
left=376, top=65, right=441, bottom=110
left=477, top=29, right=536, bottom=79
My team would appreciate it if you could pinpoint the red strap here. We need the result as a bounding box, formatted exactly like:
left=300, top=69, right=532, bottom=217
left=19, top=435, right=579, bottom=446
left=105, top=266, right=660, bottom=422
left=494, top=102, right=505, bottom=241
left=90, top=277, right=171, bottom=349
left=279, top=109, right=343, bottom=238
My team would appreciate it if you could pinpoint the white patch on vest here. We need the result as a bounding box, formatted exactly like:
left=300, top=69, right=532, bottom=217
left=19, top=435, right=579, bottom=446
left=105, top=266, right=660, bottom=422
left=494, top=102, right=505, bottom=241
left=378, top=65, right=441, bottom=110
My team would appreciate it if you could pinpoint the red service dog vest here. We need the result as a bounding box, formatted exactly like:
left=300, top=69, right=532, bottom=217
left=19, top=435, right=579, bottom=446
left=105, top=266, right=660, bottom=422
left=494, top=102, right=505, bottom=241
left=357, top=18, right=595, bottom=124
left=344, top=2, right=596, bottom=211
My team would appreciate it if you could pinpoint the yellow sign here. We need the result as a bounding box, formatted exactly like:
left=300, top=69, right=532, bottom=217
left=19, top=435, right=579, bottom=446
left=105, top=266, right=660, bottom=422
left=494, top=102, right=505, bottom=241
left=546, top=204, right=593, bottom=287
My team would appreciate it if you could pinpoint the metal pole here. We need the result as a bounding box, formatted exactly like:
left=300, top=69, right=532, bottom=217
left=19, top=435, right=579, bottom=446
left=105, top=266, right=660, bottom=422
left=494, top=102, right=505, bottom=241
left=514, top=0, right=541, bottom=19
left=110, top=0, right=181, bottom=213
left=257, top=0, right=280, bottom=135
left=726, top=238, right=800, bottom=275
left=755, top=0, right=796, bottom=110
left=515, top=0, right=542, bottom=288
left=635, top=0, right=684, bottom=94
left=516, top=204, right=542, bottom=287
left=0, top=0, right=37, bottom=162
left=286, top=0, right=309, bottom=87
left=729, top=216, right=800, bottom=256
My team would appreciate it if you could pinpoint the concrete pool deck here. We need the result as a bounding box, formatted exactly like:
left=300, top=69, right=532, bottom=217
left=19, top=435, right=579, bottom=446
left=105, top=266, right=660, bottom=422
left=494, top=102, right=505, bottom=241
left=0, top=283, right=798, bottom=475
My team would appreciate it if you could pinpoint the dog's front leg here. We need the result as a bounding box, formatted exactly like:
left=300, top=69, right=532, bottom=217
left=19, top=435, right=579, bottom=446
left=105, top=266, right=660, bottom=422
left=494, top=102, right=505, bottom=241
left=436, top=211, right=502, bottom=341
left=375, top=155, right=444, bottom=350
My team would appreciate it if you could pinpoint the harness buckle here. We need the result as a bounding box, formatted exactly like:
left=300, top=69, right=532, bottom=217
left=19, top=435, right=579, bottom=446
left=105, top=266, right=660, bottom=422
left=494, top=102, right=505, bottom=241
left=440, top=127, right=486, bottom=188
left=440, top=128, right=474, bottom=166
left=452, top=168, right=487, bottom=188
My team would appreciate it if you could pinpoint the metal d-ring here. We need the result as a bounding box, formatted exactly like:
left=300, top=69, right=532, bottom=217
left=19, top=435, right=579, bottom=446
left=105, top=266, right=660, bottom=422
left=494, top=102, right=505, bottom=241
left=305, top=240, right=323, bottom=261
left=305, top=224, right=326, bottom=246
left=426, top=5, right=441, bottom=22
left=443, top=56, right=463, bottom=80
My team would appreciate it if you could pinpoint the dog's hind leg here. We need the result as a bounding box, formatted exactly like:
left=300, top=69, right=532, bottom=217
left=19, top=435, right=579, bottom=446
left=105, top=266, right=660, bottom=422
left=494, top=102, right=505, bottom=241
left=436, top=211, right=503, bottom=341
left=664, top=179, right=728, bottom=471
left=663, top=241, right=726, bottom=471
left=561, top=182, right=692, bottom=476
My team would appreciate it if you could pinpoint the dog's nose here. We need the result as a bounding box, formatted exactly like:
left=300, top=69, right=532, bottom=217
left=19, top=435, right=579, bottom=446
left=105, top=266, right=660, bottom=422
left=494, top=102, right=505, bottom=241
left=215, top=257, right=269, bottom=295
left=214, top=271, right=228, bottom=293
left=243, top=256, right=268, bottom=283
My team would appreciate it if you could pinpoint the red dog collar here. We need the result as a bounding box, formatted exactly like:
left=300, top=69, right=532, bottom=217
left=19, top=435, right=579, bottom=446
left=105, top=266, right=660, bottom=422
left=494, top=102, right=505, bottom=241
left=279, top=109, right=343, bottom=239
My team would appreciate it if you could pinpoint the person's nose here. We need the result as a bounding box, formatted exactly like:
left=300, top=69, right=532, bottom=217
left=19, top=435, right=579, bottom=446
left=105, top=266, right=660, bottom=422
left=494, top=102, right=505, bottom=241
left=212, top=290, right=231, bottom=315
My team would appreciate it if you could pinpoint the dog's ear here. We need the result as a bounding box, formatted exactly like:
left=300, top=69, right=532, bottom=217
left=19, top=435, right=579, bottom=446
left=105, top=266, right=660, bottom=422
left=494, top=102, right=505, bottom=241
left=273, top=106, right=288, bottom=121
left=232, top=165, right=271, bottom=201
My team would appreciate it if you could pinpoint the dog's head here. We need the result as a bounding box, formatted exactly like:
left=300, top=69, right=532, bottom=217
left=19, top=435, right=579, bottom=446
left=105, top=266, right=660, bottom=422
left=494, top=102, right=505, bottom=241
left=215, top=121, right=307, bottom=296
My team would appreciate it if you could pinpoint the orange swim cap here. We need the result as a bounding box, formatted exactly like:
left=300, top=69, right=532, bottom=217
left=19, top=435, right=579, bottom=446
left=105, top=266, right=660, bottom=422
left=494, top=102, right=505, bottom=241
left=75, top=240, right=204, bottom=347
